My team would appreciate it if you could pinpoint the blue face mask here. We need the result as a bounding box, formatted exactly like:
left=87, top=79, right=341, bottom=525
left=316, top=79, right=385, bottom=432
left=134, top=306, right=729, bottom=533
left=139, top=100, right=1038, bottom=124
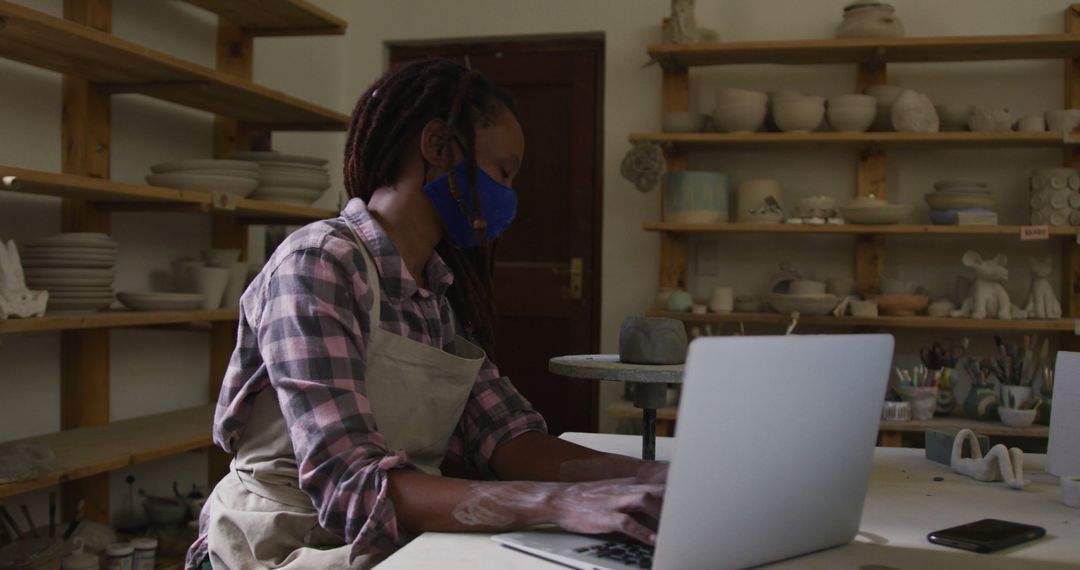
left=423, top=160, right=517, bottom=248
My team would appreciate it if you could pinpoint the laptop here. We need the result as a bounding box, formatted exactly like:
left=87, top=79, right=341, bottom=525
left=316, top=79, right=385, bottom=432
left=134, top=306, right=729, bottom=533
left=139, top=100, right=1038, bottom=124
left=494, top=334, right=894, bottom=569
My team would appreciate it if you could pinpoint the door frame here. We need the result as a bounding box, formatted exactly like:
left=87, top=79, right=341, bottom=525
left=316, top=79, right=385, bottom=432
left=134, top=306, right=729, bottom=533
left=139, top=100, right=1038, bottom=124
left=388, top=37, right=607, bottom=403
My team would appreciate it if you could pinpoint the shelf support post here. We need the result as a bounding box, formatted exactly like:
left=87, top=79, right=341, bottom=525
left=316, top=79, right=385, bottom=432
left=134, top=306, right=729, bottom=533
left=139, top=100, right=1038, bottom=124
left=855, top=62, right=888, bottom=296
left=1062, top=5, right=1080, bottom=341
left=59, top=0, right=113, bottom=525
left=660, top=67, right=689, bottom=289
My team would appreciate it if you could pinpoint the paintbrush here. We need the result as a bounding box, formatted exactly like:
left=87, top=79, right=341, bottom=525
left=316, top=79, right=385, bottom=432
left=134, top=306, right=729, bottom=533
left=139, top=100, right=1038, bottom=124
left=0, top=503, right=25, bottom=540
left=62, top=499, right=84, bottom=541
left=19, top=505, right=38, bottom=539
left=0, top=508, right=11, bottom=545
left=48, top=492, right=55, bottom=539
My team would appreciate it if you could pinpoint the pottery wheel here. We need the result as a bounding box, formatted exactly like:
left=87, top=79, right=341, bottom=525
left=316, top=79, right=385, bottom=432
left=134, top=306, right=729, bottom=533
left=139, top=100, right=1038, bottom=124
left=548, top=354, right=684, bottom=384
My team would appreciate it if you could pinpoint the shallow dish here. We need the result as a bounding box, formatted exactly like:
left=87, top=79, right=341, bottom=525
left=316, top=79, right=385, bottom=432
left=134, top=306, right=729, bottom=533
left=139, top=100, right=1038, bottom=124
left=874, top=294, right=930, bottom=316
left=49, top=291, right=115, bottom=300
left=24, top=234, right=116, bottom=249
left=150, top=159, right=258, bottom=174
left=172, top=168, right=261, bottom=180
left=933, top=179, right=989, bottom=192
left=925, top=193, right=995, bottom=210
left=23, top=267, right=116, bottom=278
left=258, top=172, right=332, bottom=190
left=22, top=259, right=114, bottom=269
left=21, top=252, right=116, bottom=262
left=229, top=151, right=328, bottom=166
left=839, top=204, right=913, bottom=224
left=26, top=277, right=114, bottom=288
left=118, top=292, right=206, bottom=312
left=147, top=172, right=258, bottom=197
left=39, top=285, right=114, bottom=293
left=768, top=293, right=841, bottom=316
left=250, top=186, right=325, bottom=205
left=256, top=162, right=326, bottom=173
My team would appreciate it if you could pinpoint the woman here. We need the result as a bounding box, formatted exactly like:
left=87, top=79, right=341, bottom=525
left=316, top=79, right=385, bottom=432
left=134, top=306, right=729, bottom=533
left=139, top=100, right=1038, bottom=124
left=186, top=59, right=664, bottom=569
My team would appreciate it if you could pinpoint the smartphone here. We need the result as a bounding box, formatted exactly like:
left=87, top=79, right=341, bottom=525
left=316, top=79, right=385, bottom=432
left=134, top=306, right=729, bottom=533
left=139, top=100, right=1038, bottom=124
left=927, top=519, right=1046, bottom=553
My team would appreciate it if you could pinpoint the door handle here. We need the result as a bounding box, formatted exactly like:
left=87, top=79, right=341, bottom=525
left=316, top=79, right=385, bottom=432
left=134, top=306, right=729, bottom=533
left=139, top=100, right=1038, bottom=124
left=552, top=257, right=584, bottom=300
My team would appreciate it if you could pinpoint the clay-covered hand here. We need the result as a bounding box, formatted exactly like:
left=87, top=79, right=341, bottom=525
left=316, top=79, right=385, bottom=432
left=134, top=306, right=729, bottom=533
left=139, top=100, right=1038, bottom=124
left=559, top=453, right=668, bottom=484
left=453, top=478, right=665, bottom=544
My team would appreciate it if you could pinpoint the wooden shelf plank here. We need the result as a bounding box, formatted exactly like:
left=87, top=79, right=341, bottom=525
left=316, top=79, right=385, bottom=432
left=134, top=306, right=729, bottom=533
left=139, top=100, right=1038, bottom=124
left=644, top=222, right=1077, bottom=237
left=0, top=309, right=239, bottom=334
left=0, top=1, right=348, bottom=130
left=606, top=401, right=1049, bottom=438
left=1, top=165, right=338, bottom=224
left=630, top=131, right=1064, bottom=149
left=647, top=309, right=1078, bottom=332
left=181, top=0, right=346, bottom=36
left=649, top=34, right=1080, bottom=69
left=0, top=405, right=213, bottom=500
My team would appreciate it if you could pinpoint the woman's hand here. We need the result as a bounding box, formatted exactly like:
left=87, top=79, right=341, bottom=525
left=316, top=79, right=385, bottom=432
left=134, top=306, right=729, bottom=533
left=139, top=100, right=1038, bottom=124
left=558, top=453, right=669, bottom=485
left=449, top=478, right=665, bottom=545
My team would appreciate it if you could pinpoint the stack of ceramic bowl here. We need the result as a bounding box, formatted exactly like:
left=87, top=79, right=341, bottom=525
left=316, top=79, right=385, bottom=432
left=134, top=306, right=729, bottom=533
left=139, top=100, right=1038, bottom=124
left=936, top=103, right=972, bottom=132
left=230, top=151, right=330, bottom=205
left=1045, top=109, right=1080, bottom=134
left=864, top=85, right=904, bottom=131
left=839, top=195, right=912, bottom=225
left=21, top=233, right=116, bottom=312
left=772, top=95, right=825, bottom=133
left=826, top=94, right=876, bottom=132
left=925, top=180, right=996, bottom=225
left=1029, top=168, right=1080, bottom=226
left=146, top=159, right=259, bottom=198
left=713, top=88, right=767, bottom=133
left=768, top=278, right=841, bottom=316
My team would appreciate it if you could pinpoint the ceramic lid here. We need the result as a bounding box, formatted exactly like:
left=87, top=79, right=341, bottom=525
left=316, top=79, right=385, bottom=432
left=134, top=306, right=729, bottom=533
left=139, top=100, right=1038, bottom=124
left=105, top=543, right=134, bottom=556
left=131, top=538, right=158, bottom=550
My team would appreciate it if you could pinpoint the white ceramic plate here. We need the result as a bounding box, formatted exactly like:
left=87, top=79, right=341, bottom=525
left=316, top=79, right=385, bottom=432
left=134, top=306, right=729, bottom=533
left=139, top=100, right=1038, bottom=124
left=23, top=267, right=116, bottom=278
left=258, top=173, right=331, bottom=190
left=40, top=285, right=114, bottom=293
left=117, top=292, right=205, bottom=311
left=49, top=291, right=115, bottom=300
left=22, top=245, right=119, bottom=255
left=22, top=259, right=115, bottom=269
left=22, top=251, right=117, bottom=262
left=173, top=168, right=261, bottom=180
left=150, top=159, right=259, bottom=174
left=46, top=298, right=113, bottom=312
left=229, top=151, right=328, bottom=166
left=924, top=193, right=995, bottom=210
left=250, top=186, right=324, bottom=205
left=839, top=204, right=913, bottom=225
left=260, top=163, right=327, bottom=174
left=768, top=293, right=842, bottom=316
left=146, top=173, right=258, bottom=197
left=24, top=234, right=117, bottom=249
left=26, top=277, right=114, bottom=287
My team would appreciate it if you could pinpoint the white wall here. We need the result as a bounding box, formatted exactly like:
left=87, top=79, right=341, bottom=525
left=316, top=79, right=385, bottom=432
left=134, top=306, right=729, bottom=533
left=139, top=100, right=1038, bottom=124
left=2, top=0, right=1076, bottom=527
left=0, top=0, right=347, bottom=525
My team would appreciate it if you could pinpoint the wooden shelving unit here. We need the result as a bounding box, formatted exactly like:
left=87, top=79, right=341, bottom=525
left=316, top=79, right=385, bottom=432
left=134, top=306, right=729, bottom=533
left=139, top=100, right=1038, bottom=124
left=639, top=11, right=1080, bottom=449
left=0, top=0, right=348, bottom=129
left=0, top=309, right=238, bottom=335
left=0, top=405, right=213, bottom=500
left=1, top=165, right=337, bottom=225
left=630, top=131, right=1067, bottom=149
left=647, top=309, right=1078, bottom=333
left=645, top=221, right=1079, bottom=237
left=648, top=33, right=1080, bottom=68
left=0, top=0, right=347, bottom=524
left=180, top=0, right=347, bottom=36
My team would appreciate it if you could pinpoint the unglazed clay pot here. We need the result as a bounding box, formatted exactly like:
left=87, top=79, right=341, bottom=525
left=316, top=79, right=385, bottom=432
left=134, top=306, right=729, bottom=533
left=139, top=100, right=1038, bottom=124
left=619, top=316, right=688, bottom=365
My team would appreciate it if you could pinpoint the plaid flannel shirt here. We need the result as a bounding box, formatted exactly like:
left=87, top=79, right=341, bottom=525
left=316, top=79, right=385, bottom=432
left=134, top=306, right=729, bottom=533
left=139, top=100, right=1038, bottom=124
left=186, top=199, right=546, bottom=567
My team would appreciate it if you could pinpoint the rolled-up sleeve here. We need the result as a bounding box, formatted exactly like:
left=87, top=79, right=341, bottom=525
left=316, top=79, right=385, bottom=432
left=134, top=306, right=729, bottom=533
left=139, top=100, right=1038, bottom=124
left=448, top=359, right=548, bottom=478
left=257, top=245, right=416, bottom=557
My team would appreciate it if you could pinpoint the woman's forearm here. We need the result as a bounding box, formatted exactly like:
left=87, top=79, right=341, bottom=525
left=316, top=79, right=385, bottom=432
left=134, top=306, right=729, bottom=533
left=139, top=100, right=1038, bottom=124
left=490, top=431, right=666, bottom=483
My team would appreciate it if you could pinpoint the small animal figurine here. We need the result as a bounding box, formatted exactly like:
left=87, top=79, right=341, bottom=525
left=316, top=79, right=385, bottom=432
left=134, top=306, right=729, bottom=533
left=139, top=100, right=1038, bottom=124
left=1023, top=255, right=1062, bottom=320
left=951, top=251, right=1026, bottom=320
left=951, top=428, right=1027, bottom=489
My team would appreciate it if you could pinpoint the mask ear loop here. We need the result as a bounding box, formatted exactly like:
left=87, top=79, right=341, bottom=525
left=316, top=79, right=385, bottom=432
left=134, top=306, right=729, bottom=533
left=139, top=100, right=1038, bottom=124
left=441, top=136, right=489, bottom=247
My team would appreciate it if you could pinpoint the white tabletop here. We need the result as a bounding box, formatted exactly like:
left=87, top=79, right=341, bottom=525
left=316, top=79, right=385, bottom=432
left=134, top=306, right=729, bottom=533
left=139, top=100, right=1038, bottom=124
left=379, top=433, right=1080, bottom=569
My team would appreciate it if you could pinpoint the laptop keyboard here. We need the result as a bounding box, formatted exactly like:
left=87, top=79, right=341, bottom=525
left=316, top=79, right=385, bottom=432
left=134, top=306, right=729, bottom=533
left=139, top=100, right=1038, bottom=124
left=574, top=538, right=654, bottom=569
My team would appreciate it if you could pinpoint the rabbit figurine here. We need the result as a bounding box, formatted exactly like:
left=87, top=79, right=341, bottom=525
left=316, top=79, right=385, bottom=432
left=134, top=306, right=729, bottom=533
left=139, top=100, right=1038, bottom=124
left=1024, top=256, right=1062, bottom=320
left=951, top=251, right=1027, bottom=320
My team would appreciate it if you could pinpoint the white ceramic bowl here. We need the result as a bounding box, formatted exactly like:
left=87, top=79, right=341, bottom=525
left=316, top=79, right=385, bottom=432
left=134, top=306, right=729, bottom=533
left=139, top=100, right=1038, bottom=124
left=712, top=103, right=767, bottom=133
left=118, top=292, right=205, bottom=311
left=716, top=87, right=768, bottom=106
left=1045, top=109, right=1080, bottom=133
left=772, top=98, right=825, bottom=132
left=662, top=112, right=709, bottom=133
left=934, top=179, right=989, bottom=192
left=998, top=407, right=1037, bottom=427
left=789, top=280, right=827, bottom=295
left=925, top=192, right=995, bottom=210
left=768, top=293, right=841, bottom=316
left=828, top=94, right=876, bottom=108
left=827, top=105, right=876, bottom=132
left=840, top=204, right=913, bottom=224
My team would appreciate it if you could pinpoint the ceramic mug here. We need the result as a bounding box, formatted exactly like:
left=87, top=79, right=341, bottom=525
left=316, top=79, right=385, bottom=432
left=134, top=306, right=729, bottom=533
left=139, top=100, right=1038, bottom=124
left=708, top=286, right=734, bottom=314
left=1016, top=115, right=1046, bottom=132
left=190, top=266, right=230, bottom=310
left=664, top=171, right=730, bottom=224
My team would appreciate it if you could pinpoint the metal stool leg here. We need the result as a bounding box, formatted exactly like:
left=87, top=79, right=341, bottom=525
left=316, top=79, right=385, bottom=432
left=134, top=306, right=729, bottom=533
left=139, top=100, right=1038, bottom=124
left=641, top=408, right=657, bottom=460
left=632, top=383, right=667, bottom=461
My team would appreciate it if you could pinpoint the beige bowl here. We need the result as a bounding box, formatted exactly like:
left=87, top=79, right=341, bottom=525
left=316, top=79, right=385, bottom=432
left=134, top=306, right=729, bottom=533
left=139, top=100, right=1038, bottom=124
left=827, top=105, right=876, bottom=132
left=773, top=98, right=825, bottom=132
left=828, top=94, right=876, bottom=108
left=716, top=87, right=768, bottom=106
left=998, top=407, right=1036, bottom=427
left=875, top=294, right=930, bottom=317
left=713, top=103, right=767, bottom=133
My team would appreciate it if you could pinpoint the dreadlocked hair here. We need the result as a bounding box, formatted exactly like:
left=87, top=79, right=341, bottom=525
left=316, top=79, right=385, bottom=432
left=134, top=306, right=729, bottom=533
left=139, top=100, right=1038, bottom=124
left=343, top=58, right=517, bottom=359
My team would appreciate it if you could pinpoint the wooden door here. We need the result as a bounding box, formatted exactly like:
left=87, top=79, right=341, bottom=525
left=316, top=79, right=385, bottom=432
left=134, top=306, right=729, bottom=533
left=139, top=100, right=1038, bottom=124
left=391, top=39, right=603, bottom=434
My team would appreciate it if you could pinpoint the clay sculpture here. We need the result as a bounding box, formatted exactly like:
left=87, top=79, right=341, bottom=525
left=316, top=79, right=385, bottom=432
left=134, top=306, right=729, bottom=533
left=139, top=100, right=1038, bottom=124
left=1024, top=256, right=1062, bottom=320
left=0, top=240, right=48, bottom=319
left=664, top=0, right=719, bottom=44
left=950, top=428, right=1027, bottom=490
left=619, top=316, right=688, bottom=365
left=951, top=251, right=1027, bottom=320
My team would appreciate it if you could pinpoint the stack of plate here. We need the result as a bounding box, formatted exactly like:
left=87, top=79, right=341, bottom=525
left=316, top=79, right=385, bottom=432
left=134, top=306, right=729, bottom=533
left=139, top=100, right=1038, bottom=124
left=22, top=233, right=117, bottom=312
left=925, top=179, right=996, bottom=225
left=146, top=159, right=260, bottom=198
left=230, top=151, right=330, bottom=205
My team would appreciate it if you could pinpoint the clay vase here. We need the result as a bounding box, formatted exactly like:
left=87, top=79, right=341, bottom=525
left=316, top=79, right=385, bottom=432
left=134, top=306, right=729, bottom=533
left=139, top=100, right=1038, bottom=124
left=963, top=385, right=999, bottom=421
left=935, top=367, right=957, bottom=416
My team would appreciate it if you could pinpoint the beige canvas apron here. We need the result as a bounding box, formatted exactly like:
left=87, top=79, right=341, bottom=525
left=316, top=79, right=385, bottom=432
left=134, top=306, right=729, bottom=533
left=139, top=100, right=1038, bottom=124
left=205, top=230, right=486, bottom=569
